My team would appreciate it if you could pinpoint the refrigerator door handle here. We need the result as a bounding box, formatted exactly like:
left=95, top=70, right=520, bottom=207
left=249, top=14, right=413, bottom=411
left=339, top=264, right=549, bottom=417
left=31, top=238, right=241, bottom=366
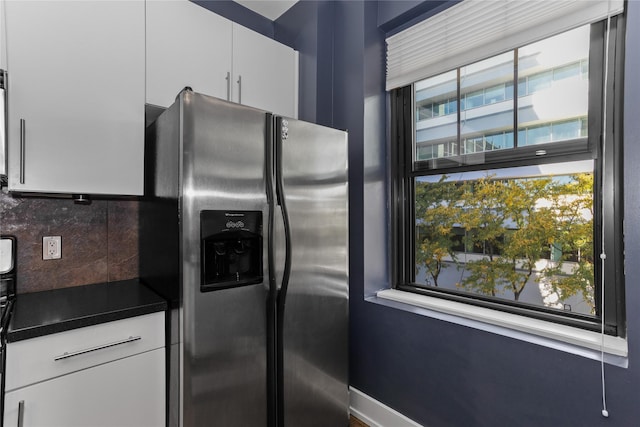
left=274, top=117, right=292, bottom=299
left=265, top=114, right=279, bottom=427
left=274, top=116, right=292, bottom=427
left=265, top=114, right=278, bottom=290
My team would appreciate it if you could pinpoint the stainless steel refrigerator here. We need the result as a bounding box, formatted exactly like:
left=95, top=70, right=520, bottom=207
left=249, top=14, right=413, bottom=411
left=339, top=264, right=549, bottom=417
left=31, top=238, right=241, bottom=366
left=141, top=89, right=349, bottom=427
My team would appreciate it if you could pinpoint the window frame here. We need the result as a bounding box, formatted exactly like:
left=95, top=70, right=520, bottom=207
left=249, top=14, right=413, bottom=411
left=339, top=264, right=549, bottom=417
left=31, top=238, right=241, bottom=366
left=390, top=17, right=626, bottom=337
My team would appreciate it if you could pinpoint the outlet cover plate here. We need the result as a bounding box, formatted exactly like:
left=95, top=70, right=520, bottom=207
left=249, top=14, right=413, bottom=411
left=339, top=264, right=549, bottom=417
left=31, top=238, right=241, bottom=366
left=43, top=236, right=61, bottom=260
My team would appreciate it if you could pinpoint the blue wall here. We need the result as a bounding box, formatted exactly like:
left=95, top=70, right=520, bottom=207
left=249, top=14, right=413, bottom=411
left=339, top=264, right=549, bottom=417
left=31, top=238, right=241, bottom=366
left=377, top=0, right=453, bottom=34
left=275, top=1, right=640, bottom=425
left=274, top=1, right=334, bottom=127
left=193, top=0, right=275, bottom=37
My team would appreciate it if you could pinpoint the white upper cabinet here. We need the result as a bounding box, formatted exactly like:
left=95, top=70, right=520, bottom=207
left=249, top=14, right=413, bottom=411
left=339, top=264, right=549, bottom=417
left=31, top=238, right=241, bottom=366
left=232, top=24, right=298, bottom=118
left=146, top=0, right=298, bottom=118
left=4, top=0, right=145, bottom=195
left=0, top=1, right=6, bottom=70
left=145, top=0, right=232, bottom=107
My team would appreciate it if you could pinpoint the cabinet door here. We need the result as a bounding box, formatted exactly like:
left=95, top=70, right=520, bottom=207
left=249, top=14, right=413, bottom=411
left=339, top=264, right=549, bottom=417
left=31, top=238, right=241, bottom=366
left=4, top=1, right=145, bottom=195
left=146, top=0, right=232, bottom=107
left=232, top=24, right=298, bottom=118
left=3, top=349, right=165, bottom=427
left=0, top=1, right=6, bottom=71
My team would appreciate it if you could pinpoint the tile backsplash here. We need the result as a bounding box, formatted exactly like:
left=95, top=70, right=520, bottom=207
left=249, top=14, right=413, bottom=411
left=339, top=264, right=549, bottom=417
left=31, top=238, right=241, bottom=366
left=0, top=188, right=139, bottom=294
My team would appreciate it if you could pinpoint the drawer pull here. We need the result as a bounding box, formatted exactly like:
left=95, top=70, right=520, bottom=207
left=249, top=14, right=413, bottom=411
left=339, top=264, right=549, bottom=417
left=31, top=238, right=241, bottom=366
left=19, top=119, right=26, bottom=184
left=17, top=400, right=24, bottom=427
left=54, top=336, right=141, bottom=361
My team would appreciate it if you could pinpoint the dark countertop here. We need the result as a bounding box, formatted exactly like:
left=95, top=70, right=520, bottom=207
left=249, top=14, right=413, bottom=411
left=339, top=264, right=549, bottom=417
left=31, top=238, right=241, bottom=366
left=7, top=279, right=168, bottom=342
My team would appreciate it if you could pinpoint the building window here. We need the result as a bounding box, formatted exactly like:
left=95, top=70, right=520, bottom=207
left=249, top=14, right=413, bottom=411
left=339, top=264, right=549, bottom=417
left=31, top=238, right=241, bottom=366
left=391, top=19, right=625, bottom=336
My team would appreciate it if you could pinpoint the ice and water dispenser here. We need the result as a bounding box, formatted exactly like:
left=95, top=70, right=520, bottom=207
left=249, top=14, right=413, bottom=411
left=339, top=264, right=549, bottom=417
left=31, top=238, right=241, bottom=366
left=200, top=210, right=263, bottom=292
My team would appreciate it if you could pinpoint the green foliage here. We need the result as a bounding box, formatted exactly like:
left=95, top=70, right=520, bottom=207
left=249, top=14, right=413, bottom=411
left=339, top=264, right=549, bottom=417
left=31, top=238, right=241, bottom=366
left=458, top=177, right=507, bottom=261
left=414, top=176, right=462, bottom=286
left=413, top=172, right=595, bottom=311
left=499, top=178, right=557, bottom=301
left=544, top=173, right=595, bottom=312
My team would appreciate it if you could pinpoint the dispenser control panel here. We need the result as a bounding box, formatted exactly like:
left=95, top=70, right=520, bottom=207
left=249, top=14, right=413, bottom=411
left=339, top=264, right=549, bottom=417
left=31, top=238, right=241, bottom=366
left=200, top=210, right=263, bottom=292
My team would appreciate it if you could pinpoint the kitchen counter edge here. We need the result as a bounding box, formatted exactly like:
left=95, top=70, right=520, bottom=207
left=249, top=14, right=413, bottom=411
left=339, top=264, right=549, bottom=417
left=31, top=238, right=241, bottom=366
left=7, top=279, right=168, bottom=343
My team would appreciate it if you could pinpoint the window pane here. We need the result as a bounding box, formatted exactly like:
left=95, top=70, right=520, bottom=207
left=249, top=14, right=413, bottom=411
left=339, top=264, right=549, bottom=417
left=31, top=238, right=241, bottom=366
left=413, top=161, right=595, bottom=316
left=464, top=90, right=484, bottom=110
left=527, top=70, right=553, bottom=93
left=518, top=25, right=590, bottom=146
left=417, top=103, right=433, bottom=120
left=484, top=84, right=505, bottom=104
left=525, top=123, right=551, bottom=145
left=446, top=99, right=458, bottom=115
left=485, top=132, right=513, bottom=150
left=553, top=62, right=581, bottom=81
left=518, top=78, right=527, bottom=97
left=505, top=82, right=514, bottom=100
left=415, top=70, right=458, bottom=160
left=460, top=51, right=514, bottom=155
left=553, top=118, right=583, bottom=141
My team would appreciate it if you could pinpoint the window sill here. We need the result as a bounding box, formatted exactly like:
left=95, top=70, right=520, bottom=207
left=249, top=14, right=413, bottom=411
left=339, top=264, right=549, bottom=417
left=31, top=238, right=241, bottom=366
left=374, top=289, right=628, bottom=367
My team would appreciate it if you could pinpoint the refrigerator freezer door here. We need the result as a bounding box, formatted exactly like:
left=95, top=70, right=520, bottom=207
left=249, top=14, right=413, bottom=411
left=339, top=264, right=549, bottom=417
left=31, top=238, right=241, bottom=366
left=277, top=118, right=349, bottom=426
left=181, top=93, right=269, bottom=426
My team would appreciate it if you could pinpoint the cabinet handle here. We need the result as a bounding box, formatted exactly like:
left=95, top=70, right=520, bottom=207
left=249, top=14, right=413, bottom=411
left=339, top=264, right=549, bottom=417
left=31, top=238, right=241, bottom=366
left=19, top=119, right=25, bottom=184
left=17, top=400, right=24, bottom=427
left=53, top=336, right=142, bottom=361
left=226, top=72, right=231, bottom=101
left=237, top=75, right=242, bottom=104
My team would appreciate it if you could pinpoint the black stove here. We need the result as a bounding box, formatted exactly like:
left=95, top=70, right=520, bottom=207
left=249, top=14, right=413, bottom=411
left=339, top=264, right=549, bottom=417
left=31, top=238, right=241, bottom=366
left=0, top=292, right=13, bottom=339
left=0, top=235, right=16, bottom=427
left=0, top=235, right=16, bottom=335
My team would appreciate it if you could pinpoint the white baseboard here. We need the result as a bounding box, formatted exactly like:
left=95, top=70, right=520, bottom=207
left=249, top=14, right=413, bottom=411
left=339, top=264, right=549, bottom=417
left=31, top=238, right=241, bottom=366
left=349, top=387, right=423, bottom=427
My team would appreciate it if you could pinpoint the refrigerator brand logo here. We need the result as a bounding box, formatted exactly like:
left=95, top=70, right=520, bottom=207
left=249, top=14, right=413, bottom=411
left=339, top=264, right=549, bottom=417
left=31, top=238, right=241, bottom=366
left=226, top=220, right=245, bottom=229
left=281, top=119, right=289, bottom=140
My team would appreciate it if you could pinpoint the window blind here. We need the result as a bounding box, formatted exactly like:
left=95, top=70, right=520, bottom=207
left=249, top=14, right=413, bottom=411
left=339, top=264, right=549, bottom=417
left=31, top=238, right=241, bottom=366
left=386, top=0, right=624, bottom=91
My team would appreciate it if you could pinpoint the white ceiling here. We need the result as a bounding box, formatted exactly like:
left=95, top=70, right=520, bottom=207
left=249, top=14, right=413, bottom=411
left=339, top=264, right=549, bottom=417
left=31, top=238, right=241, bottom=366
left=234, top=0, right=298, bottom=21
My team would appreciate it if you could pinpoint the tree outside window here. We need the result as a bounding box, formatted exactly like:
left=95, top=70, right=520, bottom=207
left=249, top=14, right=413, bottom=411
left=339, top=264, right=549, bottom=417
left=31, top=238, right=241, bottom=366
left=414, top=172, right=594, bottom=315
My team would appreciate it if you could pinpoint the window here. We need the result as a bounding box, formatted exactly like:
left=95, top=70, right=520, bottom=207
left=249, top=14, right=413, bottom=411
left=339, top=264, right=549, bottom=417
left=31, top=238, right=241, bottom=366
left=414, top=162, right=594, bottom=314
left=391, top=19, right=625, bottom=336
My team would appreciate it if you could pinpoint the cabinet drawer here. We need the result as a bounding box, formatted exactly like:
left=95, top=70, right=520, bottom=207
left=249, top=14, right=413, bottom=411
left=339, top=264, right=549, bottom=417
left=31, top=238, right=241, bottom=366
left=4, top=349, right=166, bottom=427
left=5, top=312, right=164, bottom=391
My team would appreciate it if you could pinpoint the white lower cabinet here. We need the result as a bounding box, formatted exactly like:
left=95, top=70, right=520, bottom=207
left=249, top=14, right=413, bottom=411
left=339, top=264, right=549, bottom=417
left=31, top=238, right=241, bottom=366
left=3, top=349, right=165, bottom=427
left=3, top=313, right=165, bottom=427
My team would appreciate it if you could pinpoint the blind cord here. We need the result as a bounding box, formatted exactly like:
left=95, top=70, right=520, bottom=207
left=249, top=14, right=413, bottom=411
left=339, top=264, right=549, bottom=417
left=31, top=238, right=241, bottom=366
left=599, top=11, right=612, bottom=419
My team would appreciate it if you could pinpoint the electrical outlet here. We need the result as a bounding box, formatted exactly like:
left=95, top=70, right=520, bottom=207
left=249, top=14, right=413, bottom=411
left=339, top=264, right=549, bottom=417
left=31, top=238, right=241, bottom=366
left=43, top=236, right=61, bottom=260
